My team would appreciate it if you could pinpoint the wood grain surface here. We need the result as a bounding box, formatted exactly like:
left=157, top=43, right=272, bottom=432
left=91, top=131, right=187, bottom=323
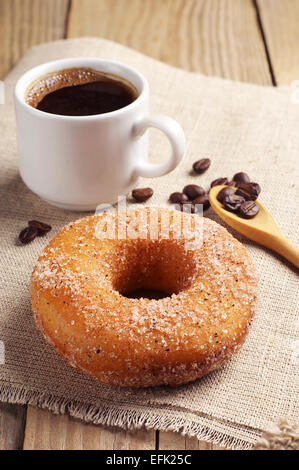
left=159, top=431, right=213, bottom=450
left=0, top=0, right=70, bottom=79
left=68, top=0, right=271, bottom=85
left=23, top=406, right=156, bottom=450
left=0, top=403, right=26, bottom=450
left=258, top=0, right=299, bottom=85
left=1, top=0, right=292, bottom=451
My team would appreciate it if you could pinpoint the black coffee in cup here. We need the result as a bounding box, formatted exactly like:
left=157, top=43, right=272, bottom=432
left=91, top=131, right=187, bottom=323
left=25, top=67, right=138, bottom=116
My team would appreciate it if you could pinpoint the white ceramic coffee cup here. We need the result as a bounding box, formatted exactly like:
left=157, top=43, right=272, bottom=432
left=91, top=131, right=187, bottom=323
left=14, top=58, right=185, bottom=211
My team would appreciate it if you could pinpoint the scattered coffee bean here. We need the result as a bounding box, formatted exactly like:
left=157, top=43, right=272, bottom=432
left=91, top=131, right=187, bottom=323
left=193, top=194, right=210, bottom=211
left=210, top=177, right=228, bottom=187
left=28, top=220, right=52, bottom=235
left=183, top=184, right=206, bottom=200
left=217, top=187, right=235, bottom=203
left=233, top=172, right=250, bottom=185
left=169, top=192, right=189, bottom=204
left=132, top=187, right=154, bottom=202
left=193, top=158, right=211, bottom=174
left=235, top=182, right=261, bottom=201
left=227, top=180, right=237, bottom=187
left=223, top=194, right=245, bottom=213
left=238, top=200, right=260, bottom=219
left=19, top=226, right=38, bottom=244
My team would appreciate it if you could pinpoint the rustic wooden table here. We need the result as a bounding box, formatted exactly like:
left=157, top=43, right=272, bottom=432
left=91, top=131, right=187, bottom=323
left=0, top=0, right=297, bottom=451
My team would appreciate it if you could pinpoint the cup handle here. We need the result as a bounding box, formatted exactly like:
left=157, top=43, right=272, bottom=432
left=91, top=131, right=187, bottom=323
left=133, top=115, right=185, bottom=178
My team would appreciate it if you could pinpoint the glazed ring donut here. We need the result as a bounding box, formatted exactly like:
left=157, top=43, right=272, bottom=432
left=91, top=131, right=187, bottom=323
left=31, top=207, right=258, bottom=387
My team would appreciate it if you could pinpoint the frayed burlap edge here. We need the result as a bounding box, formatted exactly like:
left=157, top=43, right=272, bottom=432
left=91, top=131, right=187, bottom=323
left=0, top=384, right=258, bottom=450
left=253, top=419, right=299, bottom=450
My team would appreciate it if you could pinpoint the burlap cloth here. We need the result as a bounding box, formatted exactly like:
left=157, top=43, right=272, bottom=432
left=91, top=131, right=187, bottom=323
left=0, top=38, right=298, bottom=450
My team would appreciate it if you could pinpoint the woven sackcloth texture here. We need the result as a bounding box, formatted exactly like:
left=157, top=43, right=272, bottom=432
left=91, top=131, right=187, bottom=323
left=0, top=38, right=298, bottom=450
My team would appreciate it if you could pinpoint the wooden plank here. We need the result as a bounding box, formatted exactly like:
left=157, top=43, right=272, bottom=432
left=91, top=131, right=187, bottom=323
left=23, top=406, right=155, bottom=450
left=67, top=0, right=272, bottom=85
left=159, top=431, right=212, bottom=450
left=257, top=0, right=299, bottom=85
left=0, top=403, right=26, bottom=450
left=158, top=431, right=228, bottom=450
left=23, top=405, right=224, bottom=450
left=0, top=0, right=70, bottom=79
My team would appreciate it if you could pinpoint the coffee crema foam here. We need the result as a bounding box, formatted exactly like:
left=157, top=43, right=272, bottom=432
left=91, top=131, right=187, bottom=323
left=25, top=67, right=138, bottom=109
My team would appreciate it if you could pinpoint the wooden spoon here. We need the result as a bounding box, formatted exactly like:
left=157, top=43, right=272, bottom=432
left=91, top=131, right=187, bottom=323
left=209, top=185, right=299, bottom=268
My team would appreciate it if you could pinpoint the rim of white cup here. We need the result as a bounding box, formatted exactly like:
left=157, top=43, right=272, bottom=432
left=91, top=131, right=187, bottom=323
left=14, top=57, right=149, bottom=121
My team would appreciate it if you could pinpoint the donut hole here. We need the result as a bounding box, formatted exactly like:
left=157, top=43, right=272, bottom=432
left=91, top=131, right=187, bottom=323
left=123, top=289, right=171, bottom=300
left=112, top=239, right=196, bottom=298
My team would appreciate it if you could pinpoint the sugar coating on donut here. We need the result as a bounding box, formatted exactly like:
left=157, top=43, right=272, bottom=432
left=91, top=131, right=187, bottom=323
left=31, top=207, right=258, bottom=387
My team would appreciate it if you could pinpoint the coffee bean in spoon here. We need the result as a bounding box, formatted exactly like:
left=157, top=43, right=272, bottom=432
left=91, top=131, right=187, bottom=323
left=19, top=226, right=38, bottom=244
left=233, top=172, right=250, bottom=185
left=193, top=194, right=210, bottom=212
left=210, top=177, right=229, bottom=188
left=223, top=194, right=245, bottom=213
left=28, top=220, right=52, bottom=235
left=169, top=192, right=189, bottom=204
left=238, top=200, right=260, bottom=219
left=192, top=158, right=211, bottom=174
left=217, top=187, right=235, bottom=203
left=183, top=184, right=206, bottom=200
left=235, top=182, right=261, bottom=201
left=132, top=187, right=154, bottom=202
